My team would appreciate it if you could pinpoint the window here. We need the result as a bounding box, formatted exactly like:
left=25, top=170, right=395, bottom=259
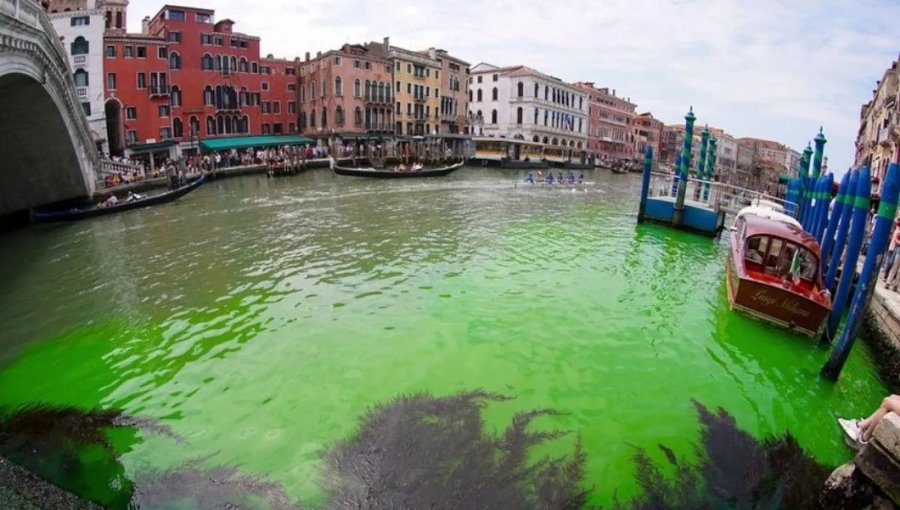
left=203, top=86, right=213, bottom=106
left=310, top=109, right=316, bottom=127
left=70, top=16, right=90, bottom=26
left=171, top=86, right=181, bottom=107
left=201, top=54, right=213, bottom=70
left=172, top=117, right=183, bottom=138
left=354, top=107, right=362, bottom=126
left=476, top=89, right=482, bottom=101
left=169, top=52, right=181, bottom=69
left=517, top=82, right=524, bottom=97
left=273, top=101, right=281, bottom=114
left=288, top=101, right=296, bottom=114
left=123, top=46, right=133, bottom=58
left=289, top=123, right=296, bottom=133
left=159, top=126, right=171, bottom=139
left=125, top=106, right=136, bottom=119
left=285, top=67, right=296, bottom=76
left=262, top=82, right=269, bottom=91
left=491, top=109, right=497, bottom=124
left=106, top=73, right=117, bottom=90
left=159, top=104, right=170, bottom=117
left=336, top=106, right=344, bottom=125
left=126, top=130, right=138, bottom=144
left=136, top=46, right=146, bottom=58
left=81, top=102, right=91, bottom=116
left=516, top=107, right=523, bottom=124
left=252, top=62, right=258, bottom=73
left=115, top=11, right=122, bottom=28
left=201, top=34, right=212, bottom=45
left=492, top=87, right=498, bottom=101
left=71, top=36, right=89, bottom=56
left=287, top=83, right=296, bottom=91
left=334, top=56, right=342, bottom=65
left=136, top=73, right=146, bottom=89
left=407, top=83, right=411, bottom=94
left=105, top=45, right=115, bottom=58
left=74, top=69, right=89, bottom=87
left=408, top=63, right=412, bottom=73
left=168, top=31, right=181, bottom=42
left=335, top=76, right=343, bottom=96
left=166, top=9, right=186, bottom=21
left=321, top=107, right=327, bottom=128
left=262, top=102, right=270, bottom=114
left=196, top=12, right=212, bottom=23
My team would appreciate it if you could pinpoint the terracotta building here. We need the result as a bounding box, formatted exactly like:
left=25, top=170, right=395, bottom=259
left=423, top=48, right=469, bottom=134
left=298, top=44, right=394, bottom=144
left=633, top=112, right=663, bottom=160
left=574, top=82, right=635, bottom=163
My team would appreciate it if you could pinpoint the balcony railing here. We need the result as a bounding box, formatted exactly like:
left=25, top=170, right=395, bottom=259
left=72, top=54, right=86, bottom=65
left=364, top=93, right=392, bottom=103
left=75, top=86, right=88, bottom=99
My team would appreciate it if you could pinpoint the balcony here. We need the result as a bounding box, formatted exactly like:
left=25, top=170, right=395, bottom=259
left=413, top=95, right=426, bottom=103
left=149, top=84, right=169, bottom=97
left=364, top=93, right=391, bottom=104
left=75, top=86, right=88, bottom=99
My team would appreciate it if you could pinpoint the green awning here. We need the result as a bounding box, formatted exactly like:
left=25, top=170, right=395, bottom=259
left=128, top=140, right=175, bottom=152
left=199, top=135, right=315, bottom=152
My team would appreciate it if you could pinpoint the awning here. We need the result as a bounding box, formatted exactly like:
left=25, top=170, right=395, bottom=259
left=199, top=135, right=315, bottom=152
left=128, top=140, right=175, bottom=152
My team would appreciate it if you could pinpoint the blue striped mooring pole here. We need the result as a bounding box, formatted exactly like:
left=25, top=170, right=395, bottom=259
left=672, top=107, right=696, bottom=227
left=703, top=137, right=717, bottom=202
left=820, top=172, right=850, bottom=277
left=638, top=146, right=653, bottom=223
left=825, top=170, right=860, bottom=292
left=814, top=173, right=834, bottom=242
left=822, top=162, right=900, bottom=380
left=798, top=144, right=813, bottom=221
left=822, top=167, right=871, bottom=344
left=672, top=155, right=681, bottom=196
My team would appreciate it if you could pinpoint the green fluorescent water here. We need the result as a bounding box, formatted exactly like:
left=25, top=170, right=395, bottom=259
left=0, top=168, right=887, bottom=506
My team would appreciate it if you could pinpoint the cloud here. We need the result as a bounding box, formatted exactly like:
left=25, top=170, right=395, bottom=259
left=127, top=0, right=900, bottom=171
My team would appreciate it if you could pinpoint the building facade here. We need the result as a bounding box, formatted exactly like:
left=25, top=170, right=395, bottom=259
left=855, top=57, right=899, bottom=193
left=633, top=112, right=662, bottom=161
left=425, top=48, right=469, bottom=134
left=298, top=44, right=394, bottom=142
left=368, top=38, right=440, bottom=136
left=47, top=0, right=109, bottom=155
left=469, top=63, right=588, bottom=149
left=576, top=82, right=634, bottom=162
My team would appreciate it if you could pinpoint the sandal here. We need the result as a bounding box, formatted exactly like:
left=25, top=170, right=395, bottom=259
left=838, top=418, right=869, bottom=450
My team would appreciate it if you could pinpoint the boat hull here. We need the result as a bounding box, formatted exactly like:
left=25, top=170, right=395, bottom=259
left=726, top=253, right=830, bottom=337
left=31, top=175, right=205, bottom=223
left=332, top=162, right=463, bottom=178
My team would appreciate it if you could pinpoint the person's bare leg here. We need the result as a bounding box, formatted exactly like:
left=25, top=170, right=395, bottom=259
left=860, top=395, right=900, bottom=441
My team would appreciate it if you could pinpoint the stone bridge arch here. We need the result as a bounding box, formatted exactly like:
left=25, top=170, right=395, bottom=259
left=0, top=0, right=98, bottom=215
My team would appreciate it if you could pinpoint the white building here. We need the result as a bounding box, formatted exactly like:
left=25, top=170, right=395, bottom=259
left=467, top=63, right=587, bottom=150
left=49, top=1, right=108, bottom=155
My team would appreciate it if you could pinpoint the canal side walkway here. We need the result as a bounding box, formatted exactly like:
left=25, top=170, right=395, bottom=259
left=865, top=279, right=900, bottom=392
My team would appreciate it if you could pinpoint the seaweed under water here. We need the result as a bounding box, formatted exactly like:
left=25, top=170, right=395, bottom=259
left=0, top=394, right=840, bottom=510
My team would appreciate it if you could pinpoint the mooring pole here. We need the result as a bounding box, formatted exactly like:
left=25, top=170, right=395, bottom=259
left=820, top=172, right=850, bottom=277
left=696, top=126, right=709, bottom=200
left=798, top=144, right=813, bottom=222
left=638, top=146, right=653, bottom=223
left=703, top=137, right=717, bottom=203
left=822, top=163, right=900, bottom=380
left=672, top=107, right=696, bottom=228
left=822, top=167, right=871, bottom=344
left=825, top=170, right=860, bottom=292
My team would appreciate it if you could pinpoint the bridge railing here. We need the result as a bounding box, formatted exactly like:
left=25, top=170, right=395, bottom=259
left=647, top=171, right=797, bottom=216
left=99, top=159, right=144, bottom=176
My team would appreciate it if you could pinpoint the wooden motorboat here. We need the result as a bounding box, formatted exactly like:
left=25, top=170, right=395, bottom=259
left=31, top=175, right=205, bottom=223
left=330, top=158, right=464, bottom=178
left=726, top=206, right=832, bottom=337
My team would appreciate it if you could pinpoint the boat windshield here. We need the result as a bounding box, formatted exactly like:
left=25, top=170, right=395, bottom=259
left=744, top=235, right=818, bottom=283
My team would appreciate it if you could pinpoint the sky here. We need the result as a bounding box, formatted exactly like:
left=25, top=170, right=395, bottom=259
left=126, top=0, right=900, bottom=172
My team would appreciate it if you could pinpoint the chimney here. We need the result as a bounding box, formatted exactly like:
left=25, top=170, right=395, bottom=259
left=142, top=16, right=150, bottom=34
left=305, top=52, right=310, bottom=62
left=316, top=51, right=322, bottom=57
left=612, top=89, right=616, bottom=97
left=383, top=36, right=390, bottom=52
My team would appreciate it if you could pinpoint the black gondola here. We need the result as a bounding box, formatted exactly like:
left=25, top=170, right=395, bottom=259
left=330, top=159, right=464, bottom=178
left=31, top=175, right=205, bottom=223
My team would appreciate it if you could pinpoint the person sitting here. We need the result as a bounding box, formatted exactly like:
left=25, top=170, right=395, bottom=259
left=568, top=173, right=576, bottom=184
left=98, top=194, right=119, bottom=208
left=125, top=191, right=143, bottom=202
left=546, top=174, right=554, bottom=184
left=839, top=395, right=900, bottom=447
left=578, top=173, right=584, bottom=184
left=525, top=173, right=534, bottom=184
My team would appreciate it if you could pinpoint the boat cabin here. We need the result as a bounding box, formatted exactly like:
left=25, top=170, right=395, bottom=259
left=735, top=214, right=824, bottom=294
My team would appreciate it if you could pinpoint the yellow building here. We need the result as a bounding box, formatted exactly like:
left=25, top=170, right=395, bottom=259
left=369, top=37, right=441, bottom=136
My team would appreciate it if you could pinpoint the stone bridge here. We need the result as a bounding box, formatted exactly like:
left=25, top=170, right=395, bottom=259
left=0, top=0, right=97, bottom=215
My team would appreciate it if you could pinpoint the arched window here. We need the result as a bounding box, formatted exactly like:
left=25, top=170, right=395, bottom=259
left=206, top=115, right=216, bottom=135
left=542, top=136, right=549, bottom=144
left=105, top=11, right=111, bottom=29
left=239, top=58, right=248, bottom=72
left=532, top=135, right=539, bottom=142
left=73, top=69, right=88, bottom=87
left=203, top=86, right=213, bottom=106
left=544, top=86, right=549, bottom=100
left=476, top=89, right=482, bottom=102
left=336, top=106, right=344, bottom=125
left=201, top=54, right=213, bottom=70
left=533, top=107, right=538, bottom=125
left=311, top=81, right=316, bottom=99
left=169, top=52, right=181, bottom=70
left=354, top=107, right=362, bottom=125
left=299, top=112, right=307, bottom=130
left=378, top=82, right=385, bottom=102
left=335, top=76, right=343, bottom=96
left=517, top=82, right=523, bottom=97
left=534, top=83, right=539, bottom=97
left=552, top=137, right=558, bottom=145
left=321, top=78, right=326, bottom=97
left=516, top=107, right=523, bottom=124
left=217, top=115, right=225, bottom=134
left=231, top=115, right=239, bottom=133
left=239, top=87, right=248, bottom=107
left=579, top=97, right=583, bottom=110
left=71, top=36, right=89, bottom=55
left=468, top=90, right=472, bottom=102
left=491, top=109, right=497, bottom=124
left=215, top=55, right=222, bottom=71
left=492, top=87, right=498, bottom=101
left=173, top=117, right=183, bottom=138
left=354, top=79, right=361, bottom=97
left=322, top=107, right=328, bottom=128
left=577, top=142, right=583, bottom=149
left=229, top=56, right=237, bottom=72
left=241, top=115, right=249, bottom=133
left=115, top=11, right=122, bottom=29
left=310, top=109, right=316, bottom=127
left=189, top=116, right=199, bottom=136
left=214, top=85, right=223, bottom=109
left=170, top=85, right=181, bottom=107
left=364, top=80, right=370, bottom=100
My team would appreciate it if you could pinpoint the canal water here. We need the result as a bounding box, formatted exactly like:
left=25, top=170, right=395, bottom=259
left=0, top=168, right=888, bottom=508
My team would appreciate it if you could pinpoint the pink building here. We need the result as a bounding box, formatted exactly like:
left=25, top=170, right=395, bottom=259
left=298, top=44, right=394, bottom=143
left=634, top=112, right=663, bottom=160
left=575, top=82, right=636, bottom=163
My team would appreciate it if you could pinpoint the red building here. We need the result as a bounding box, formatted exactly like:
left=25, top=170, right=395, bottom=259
left=103, top=3, right=299, bottom=162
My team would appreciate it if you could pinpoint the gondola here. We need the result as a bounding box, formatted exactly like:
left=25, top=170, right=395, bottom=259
left=31, top=175, right=205, bottom=223
left=330, top=158, right=464, bottom=178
